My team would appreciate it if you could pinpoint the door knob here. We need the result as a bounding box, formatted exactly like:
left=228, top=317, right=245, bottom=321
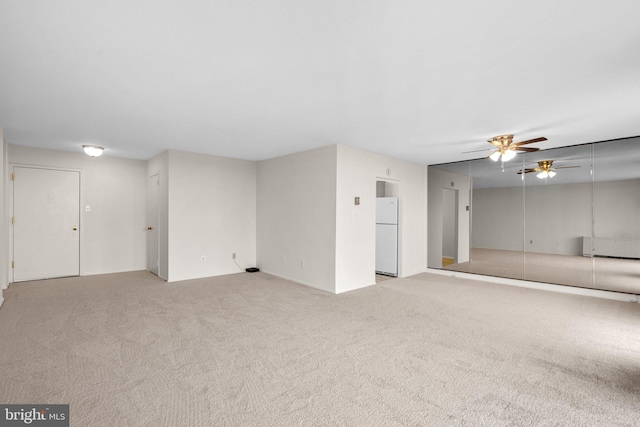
left=72, top=226, right=78, bottom=231
left=147, top=227, right=153, bottom=231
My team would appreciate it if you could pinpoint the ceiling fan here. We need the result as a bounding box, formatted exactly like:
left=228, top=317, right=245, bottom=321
left=462, top=134, right=547, bottom=162
left=487, top=134, right=547, bottom=161
left=517, top=159, right=580, bottom=179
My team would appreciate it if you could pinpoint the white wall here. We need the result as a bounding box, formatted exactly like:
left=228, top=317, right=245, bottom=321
left=147, top=151, right=169, bottom=279
left=8, top=145, right=147, bottom=277
left=427, top=167, right=471, bottom=268
left=257, top=146, right=337, bottom=293
left=166, top=150, right=256, bottom=282
left=3, top=142, right=428, bottom=294
left=258, top=144, right=425, bottom=294
left=335, top=145, right=426, bottom=293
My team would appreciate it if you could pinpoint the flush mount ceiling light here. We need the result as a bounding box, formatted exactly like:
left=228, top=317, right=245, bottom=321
left=82, top=145, right=104, bottom=157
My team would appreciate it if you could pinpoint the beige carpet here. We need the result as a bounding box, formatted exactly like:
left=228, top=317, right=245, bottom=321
left=1, top=271, right=639, bottom=426
left=445, top=248, right=640, bottom=294
left=375, top=274, right=394, bottom=283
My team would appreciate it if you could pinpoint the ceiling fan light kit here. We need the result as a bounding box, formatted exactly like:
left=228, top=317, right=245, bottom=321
left=488, top=148, right=517, bottom=162
left=537, top=170, right=557, bottom=179
left=518, top=159, right=580, bottom=179
left=489, top=150, right=502, bottom=161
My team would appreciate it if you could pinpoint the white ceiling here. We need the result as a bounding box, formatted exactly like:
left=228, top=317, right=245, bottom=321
left=1, top=1, right=640, bottom=164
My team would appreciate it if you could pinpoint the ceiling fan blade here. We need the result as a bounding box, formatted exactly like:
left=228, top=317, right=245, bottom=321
left=461, top=148, right=493, bottom=154
left=513, top=137, right=547, bottom=146
left=517, top=169, right=537, bottom=174
left=554, top=166, right=581, bottom=169
left=513, top=147, right=539, bottom=152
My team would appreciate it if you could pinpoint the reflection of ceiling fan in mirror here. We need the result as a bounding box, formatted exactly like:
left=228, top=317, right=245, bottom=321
left=462, top=134, right=547, bottom=162
left=517, top=160, right=580, bottom=179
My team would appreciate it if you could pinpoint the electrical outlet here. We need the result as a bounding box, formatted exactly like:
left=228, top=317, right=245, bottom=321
left=201, top=256, right=206, bottom=262
left=300, top=261, right=304, bottom=269
left=283, top=255, right=287, bottom=263
left=232, top=253, right=236, bottom=259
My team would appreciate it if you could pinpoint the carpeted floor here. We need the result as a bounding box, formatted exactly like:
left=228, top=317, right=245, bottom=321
left=375, top=274, right=394, bottom=283
left=444, top=248, right=640, bottom=294
left=1, top=271, right=639, bottom=426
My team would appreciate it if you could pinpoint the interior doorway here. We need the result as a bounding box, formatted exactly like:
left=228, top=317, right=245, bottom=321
left=147, top=174, right=159, bottom=276
left=442, top=188, right=458, bottom=267
left=12, top=166, right=80, bottom=281
left=375, top=180, right=399, bottom=282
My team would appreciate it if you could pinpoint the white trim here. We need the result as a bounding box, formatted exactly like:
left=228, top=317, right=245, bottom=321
left=337, top=279, right=376, bottom=294
left=9, top=163, right=82, bottom=173
left=0, top=297, right=4, bottom=309
left=425, top=268, right=639, bottom=303
left=10, top=165, right=83, bottom=281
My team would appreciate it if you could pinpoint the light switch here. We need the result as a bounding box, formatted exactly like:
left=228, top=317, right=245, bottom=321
left=355, top=197, right=360, bottom=205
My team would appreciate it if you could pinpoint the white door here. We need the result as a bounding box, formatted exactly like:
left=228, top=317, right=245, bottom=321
left=146, top=174, right=159, bottom=275
left=13, top=167, right=80, bottom=281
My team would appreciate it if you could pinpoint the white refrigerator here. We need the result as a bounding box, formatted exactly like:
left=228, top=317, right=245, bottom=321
left=376, top=197, right=398, bottom=276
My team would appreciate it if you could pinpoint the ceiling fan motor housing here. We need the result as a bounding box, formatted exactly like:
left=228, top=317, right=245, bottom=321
left=490, top=134, right=515, bottom=147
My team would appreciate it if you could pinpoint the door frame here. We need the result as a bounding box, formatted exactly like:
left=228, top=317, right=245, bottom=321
left=9, top=163, right=83, bottom=282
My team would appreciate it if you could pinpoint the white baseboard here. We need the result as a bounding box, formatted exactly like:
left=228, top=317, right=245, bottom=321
left=336, top=280, right=376, bottom=294
left=259, top=269, right=336, bottom=294
left=0, top=297, right=4, bottom=309
left=425, top=268, right=639, bottom=303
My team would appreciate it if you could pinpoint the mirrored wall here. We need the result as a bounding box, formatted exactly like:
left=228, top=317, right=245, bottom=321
left=428, top=137, right=640, bottom=294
